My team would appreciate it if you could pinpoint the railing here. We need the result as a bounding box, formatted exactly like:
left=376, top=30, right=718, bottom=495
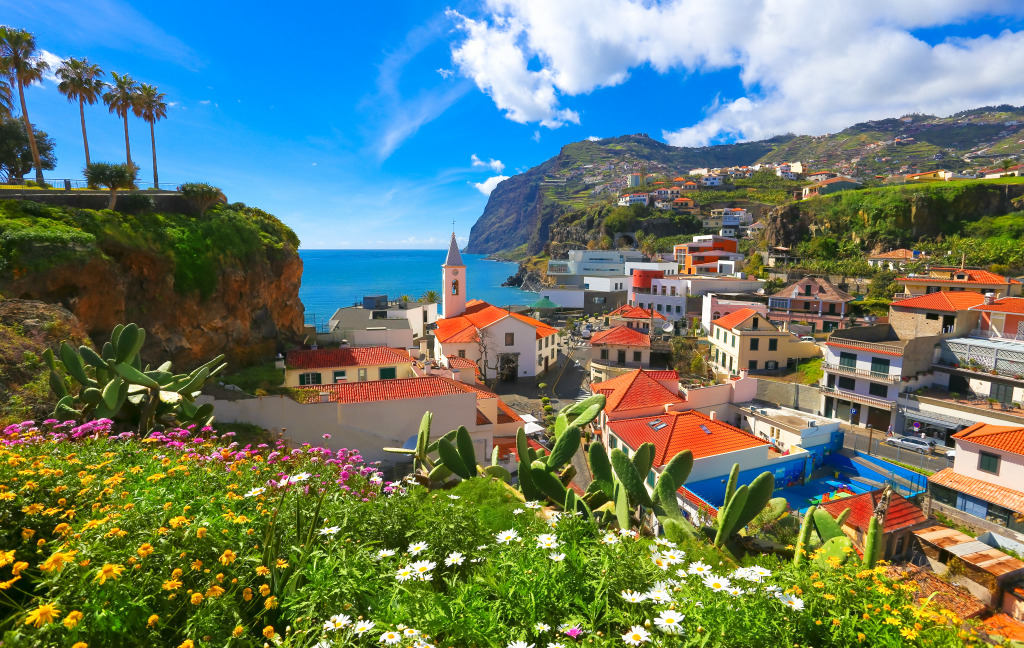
left=969, top=327, right=1024, bottom=342
left=819, top=385, right=896, bottom=410
left=892, top=293, right=913, bottom=301
left=823, top=363, right=901, bottom=383
left=0, top=178, right=182, bottom=191
left=826, top=338, right=904, bottom=356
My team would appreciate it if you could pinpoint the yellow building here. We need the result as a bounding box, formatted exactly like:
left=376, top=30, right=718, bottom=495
left=708, top=308, right=819, bottom=375
left=283, top=346, right=416, bottom=387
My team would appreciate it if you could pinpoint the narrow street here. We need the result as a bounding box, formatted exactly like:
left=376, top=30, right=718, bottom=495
left=839, top=423, right=951, bottom=473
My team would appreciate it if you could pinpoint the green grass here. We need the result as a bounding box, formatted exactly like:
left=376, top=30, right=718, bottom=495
left=220, top=361, right=284, bottom=394
left=796, top=357, right=823, bottom=386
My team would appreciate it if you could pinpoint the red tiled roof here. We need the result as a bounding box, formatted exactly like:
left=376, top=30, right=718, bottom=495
left=645, top=370, right=679, bottom=381
left=929, top=468, right=1024, bottom=512
left=286, top=346, right=414, bottom=369
left=453, top=380, right=524, bottom=424
left=985, top=614, right=1024, bottom=640
left=899, top=268, right=1020, bottom=285
left=590, top=326, right=650, bottom=347
left=507, top=437, right=545, bottom=462
left=607, top=410, right=768, bottom=464
left=678, top=486, right=718, bottom=519
left=446, top=355, right=480, bottom=371
left=711, top=308, right=757, bottom=330
left=295, top=376, right=469, bottom=404
left=809, top=177, right=860, bottom=188
left=477, top=408, right=491, bottom=425
left=591, top=369, right=683, bottom=413
left=771, top=277, right=855, bottom=302
left=819, top=490, right=927, bottom=534
left=607, top=304, right=668, bottom=321
left=891, top=291, right=986, bottom=312
left=885, top=566, right=987, bottom=619
left=869, top=248, right=922, bottom=261
left=436, top=300, right=557, bottom=343
left=826, top=341, right=902, bottom=356
left=953, top=421, right=1024, bottom=456
left=971, top=296, right=1024, bottom=314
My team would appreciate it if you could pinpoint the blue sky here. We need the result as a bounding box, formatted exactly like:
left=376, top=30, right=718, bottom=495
left=5, top=0, right=1024, bottom=249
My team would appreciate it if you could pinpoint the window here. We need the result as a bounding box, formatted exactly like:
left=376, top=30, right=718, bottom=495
left=379, top=367, right=397, bottom=380
left=748, top=360, right=757, bottom=371
left=538, top=354, right=543, bottom=365
left=609, top=436, right=617, bottom=449
left=732, top=334, right=737, bottom=347
left=332, top=370, right=347, bottom=382
left=837, top=376, right=856, bottom=390
left=298, top=372, right=321, bottom=386
left=925, top=313, right=939, bottom=321
left=868, top=383, right=888, bottom=398
left=804, top=302, right=812, bottom=310
left=457, top=349, right=466, bottom=358
left=357, top=368, right=367, bottom=382
left=804, top=285, right=812, bottom=296
left=768, top=338, right=778, bottom=351
left=930, top=483, right=957, bottom=507
left=991, top=382, right=1013, bottom=405
left=617, top=350, right=626, bottom=364
left=765, top=361, right=778, bottom=370
left=828, top=303, right=836, bottom=314
left=504, top=332, right=514, bottom=346
left=647, top=470, right=656, bottom=487
left=633, top=351, right=642, bottom=362
left=600, top=349, right=609, bottom=360
left=675, top=305, right=681, bottom=313
left=839, top=352, right=857, bottom=369
left=593, top=296, right=606, bottom=304
left=451, top=279, right=459, bottom=295
left=870, top=357, right=890, bottom=375
left=978, top=451, right=1001, bottom=474
left=987, top=503, right=1011, bottom=526
left=750, top=338, right=759, bottom=351
left=545, top=336, right=550, bottom=348
left=751, top=318, right=758, bottom=330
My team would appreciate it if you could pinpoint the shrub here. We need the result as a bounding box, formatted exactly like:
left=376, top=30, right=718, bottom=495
left=115, top=192, right=155, bottom=215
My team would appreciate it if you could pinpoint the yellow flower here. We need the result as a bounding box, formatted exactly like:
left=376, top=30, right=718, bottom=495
left=857, top=633, right=866, bottom=642
left=275, top=558, right=289, bottom=569
left=20, top=528, right=35, bottom=541
left=823, top=594, right=836, bottom=601
left=0, top=576, right=21, bottom=590
left=232, top=625, right=244, bottom=637
left=178, top=641, right=194, bottom=648
left=242, top=587, right=253, bottom=601
left=264, top=596, right=278, bottom=610
left=162, top=578, right=182, bottom=591
left=884, top=617, right=900, bottom=626
left=72, top=643, right=87, bottom=648
left=137, top=543, right=154, bottom=558
left=832, top=619, right=841, bottom=626
left=900, top=628, right=919, bottom=640
left=259, top=584, right=270, bottom=596
left=190, top=559, right=203, bottom=571
left=205, top=585, right=225, bottom=598
left=53, top=523, right=71, bottom=535
left=263, top=625, right=275, bottom=639
left=196, top=527, right=207, bottom=538
left=93, top=563, right=124, bottom=585
left=39, top=551, right=75, bottom=573
left=0, top=550, right=14, bottom=567
left=24, top=603, right=61, bottom=627
left=171, top=568, right=183, bottom=579
left=812, top=581, right=824, bottom=589
left=169, top=516, right=187, bottom=528
left=21, top=503, right=43, bottom=515
left=63, top=610, right=83, bottom=628
left=255, top=565, right=270, bottom=576
left=219, top=550, right=236, bottom=565
left=190, top=592, right=203, bottom=605
left=147, top=614, right=159, bottom=628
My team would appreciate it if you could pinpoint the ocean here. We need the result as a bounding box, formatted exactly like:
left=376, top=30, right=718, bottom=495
left=298, top=249, right=537, bottom=328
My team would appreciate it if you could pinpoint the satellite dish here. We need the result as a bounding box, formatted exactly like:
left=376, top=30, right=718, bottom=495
left=662, top=321, right=674, bottom=333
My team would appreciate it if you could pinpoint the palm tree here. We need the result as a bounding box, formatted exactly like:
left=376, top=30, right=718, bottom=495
left=0, top=76, right=12, bottom=119
left=56, top=57, right=104, bottom=167
left=0, top=27, right=49, bottom=185
left=103, top=72, right=139, bottom=170
left=84, top=162, right=138, bottom=210
left=419, top=290, right=440, bottom=304
left=133, top=84, right=167, bottom=188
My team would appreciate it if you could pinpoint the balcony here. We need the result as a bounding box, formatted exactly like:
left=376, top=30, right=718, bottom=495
left=819, top=385, right=896, bottom=410
left=936, top=337, right=1024, bottom=380
left=892, top=293, right=913, bottom=301
left=969, top=327, right=1024, bottom=342
left=826, top=338, right=905, bottom=356
left=823, top=363, right=901, bottom=383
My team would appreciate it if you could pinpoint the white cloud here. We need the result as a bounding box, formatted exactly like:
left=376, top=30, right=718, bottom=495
left=531, top=130, right=541, bottom=142
left=471, top=153, right=505, bottom=173
left=38, top=50, right=63, bottom=84
left=198, top=100, right=211, bottom=105
left=446, top=1, right=1024, bottom=143
left=586, top=135, right=601, bottom=141
left=472, top=175, right=510, bottom=195
left=437, top=68, right=454, bottom=79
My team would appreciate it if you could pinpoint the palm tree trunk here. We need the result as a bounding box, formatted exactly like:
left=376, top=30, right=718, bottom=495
left=16, top=78, right=43, bottom=185
left=149, top=120, right=158, bottom=188
left=79, top=97, right=90, bottom=167
left=122, top=113, right=132, bottom=170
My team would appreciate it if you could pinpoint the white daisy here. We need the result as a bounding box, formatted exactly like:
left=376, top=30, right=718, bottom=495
left=776, top=592, right=804, bottom=611
left=408, top=541, right=428, bottom=555
left=378, top=549, right=396, bottom=559
left=323, top=613, right=351, bottom=630
left=653, top=537, right=677, bottom=548
left=380, top=630, right=402, bottom=645
left=548, top=552, right=566, bottom=562
left=411, top=560, right=436, bottom=579
left=547, top=643, right=565, bottom=648
left=395, top=566, right=414, bottom=582
left=369, top=473, right=383, bottom=484
left=353, top=621, right=375, bottom=635
left=653, top=610, right=683, bottom=634
left=288, top=472, right=311, bottom=483
left=651, top=554, right=670, bottom=570
left=618, top=528, right=633, bottom=536
left=620, top=589, right=647, bottom=603
left=403, top=628, right=421, bottom=637
left=535, top=622, right=551, bottom=632
left=507, top=642, right=534, bottom=648
left=524, top=501, right=542, bottom=509
left=600, top=533, right=619, bottom=545
left=703, top=575, right=732, bottom=592
left=726, top=586, right=745, bottom=596
left=688, top=561, right=712, bottom=575
left=244, top=487, right=265, bottom=497
left=621, top=625, right=650, bottom=646
left=318, top=526, right=341, bottom=536
left=513, top=508, right=525, bottom=515
left=496, top=529, right=521, bottom=544
left=646, top=587, right=671, bottom=603
left=536, top=533, right=559, bottom=549
left=445, top=551, right=464, bottom=566
left=476, top=545, right=489, bottom=551
left=660, top=549, right=685, bottom=564
left=448, top=494, right=460, bottom=499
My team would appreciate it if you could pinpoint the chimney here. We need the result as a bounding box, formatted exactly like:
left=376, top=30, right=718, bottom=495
left=709, top=411, right=717, bottom=420
left=740, top=368, right=749, bottom=379
left=319, top=392, right=330, bottom=404
left=984, top=292, right=994, bottom=305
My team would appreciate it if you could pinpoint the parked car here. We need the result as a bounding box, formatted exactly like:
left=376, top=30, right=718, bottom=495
left=945, top=449, right=956, bottom=460
left=883, top=436, right=937, bottom=454
left=800, top=336, right=816, bottom=343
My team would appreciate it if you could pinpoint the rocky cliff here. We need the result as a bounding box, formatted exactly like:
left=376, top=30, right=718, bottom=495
left=0, top=200, right=305, bottom=368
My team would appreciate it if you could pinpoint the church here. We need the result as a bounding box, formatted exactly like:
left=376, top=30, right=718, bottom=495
left=433, top=233, right=561, bottom=381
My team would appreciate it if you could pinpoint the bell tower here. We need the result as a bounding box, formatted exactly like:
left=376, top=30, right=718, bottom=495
left=442, top=232, right=466, bottom=318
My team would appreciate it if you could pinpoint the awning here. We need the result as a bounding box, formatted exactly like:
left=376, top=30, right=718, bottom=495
left=901, top=408, right=973, bottom=429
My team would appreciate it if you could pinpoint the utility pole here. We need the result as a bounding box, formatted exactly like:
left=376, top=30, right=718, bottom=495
left=866, top=424, right=874, bottom=456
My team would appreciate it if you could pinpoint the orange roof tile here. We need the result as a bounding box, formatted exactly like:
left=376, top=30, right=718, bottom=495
left=454, top=380, right=524, bottom=423
left=590, top=326, right=650, bottom=347
left=986, top=614, right=1024, bottom=640
left=678, top=486, right=719, bottom=519
left=294, top=376, right=469, bottom=404
left=771, top=277, right=855, bottom=302
left=826, top=341, right=902, bottom=356
left=591, top=369, right=683, bottom=413
left=607, top=304, right=668, bottom=321
left=953, top=421, right=1024, bottom=456
left=436, top=300, right=556, bottom=343
left=899, top=268, right=1020, bottom=285
left=885, top=566, right=987, bottom=619
left=645, top=370, right=680, bottom=381
left=869, top=248, right=923, bottom=260
left=819, top=490, right=927, bottom=534
left=446, top=355, right=480, bottom=372
left=971, top=296, right=1024, bottom=314
left=711, top=308, right=757, bottom=330
left=929, top=468, right=1024, bottom=512
left=608, top=410, right=768, bottom=464
left=891, top=291, right=986, bottom=312
left=286, top=346, right=414, bottom=369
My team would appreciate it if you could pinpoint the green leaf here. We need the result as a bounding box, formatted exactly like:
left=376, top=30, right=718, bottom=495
left=588, top=442, right=614, bottom=485
left=437, top=439, right=471, bottom=479
left=610, top=448, right=653, bottom=509
left=48, top=370, right=68, bottom=399
left=59, top=342, right=93, bottom=387
left=546, top=423, right=580, bottom=470
left=631, top=442, right=655, bottom=477
left=455, top=426, right=478, bottom=477
left=112, top=362, right=160, bottom=388
left=101, top=376, right=123, bottom=410
left=714, top=484, right=749, bottom=546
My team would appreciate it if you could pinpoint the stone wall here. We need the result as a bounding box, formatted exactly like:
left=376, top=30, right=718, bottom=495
left=755, top=379, right=822, bottom=413
left=0, top=189, right=193, bottom=213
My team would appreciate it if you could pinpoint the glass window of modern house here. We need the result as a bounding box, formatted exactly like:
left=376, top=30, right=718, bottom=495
left=839, top=352, right=857, bottom=368
left=837, top=376, right=856, bottom=390
left=298, top=372, right=322, bottom=386
left=978, top=452, right=1001, bottom=474
left=870, top=357, right=890, bottom=375
left=868, top=383, right=888, bottom=398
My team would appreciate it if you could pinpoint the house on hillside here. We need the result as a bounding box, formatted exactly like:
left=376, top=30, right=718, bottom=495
left=867, top=249, right=928, bottom=271
left=606, top=304, right=669, bottom=332
left=897, top=268, right=1022, bottom=299
left=283, top=346, right=416, bottom=387
left=801, top=177, right=862, bottom=199
left=589, top=326, right=651, bottom=382
left=767, top=277, right=855, bottom=332
left=818, top=490, right=929, bottom=561
left=708, top=308, right=818, bottom=376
